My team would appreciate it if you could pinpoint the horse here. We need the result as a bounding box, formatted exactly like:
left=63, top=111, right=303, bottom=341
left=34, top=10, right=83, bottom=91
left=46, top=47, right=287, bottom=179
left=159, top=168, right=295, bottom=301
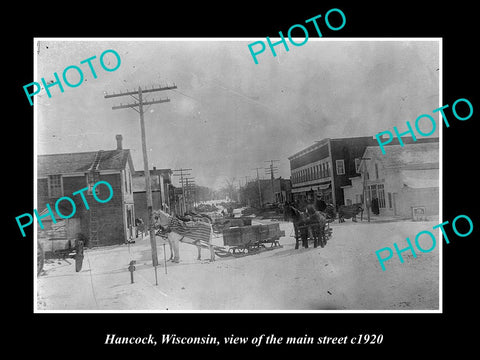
left=305, top=204, right=327, bottom=248
left=154, top=209, right=215, bottom=263
left=283, top=203, right=309, bottom=249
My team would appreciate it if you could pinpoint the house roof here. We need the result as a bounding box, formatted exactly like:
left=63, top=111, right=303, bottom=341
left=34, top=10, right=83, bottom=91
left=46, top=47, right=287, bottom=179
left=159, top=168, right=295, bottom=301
left=400, top=169, right=439, bottom=188
left=364, top=142, right=439, bottom=169
left=37, top=149, right=134, bottom=177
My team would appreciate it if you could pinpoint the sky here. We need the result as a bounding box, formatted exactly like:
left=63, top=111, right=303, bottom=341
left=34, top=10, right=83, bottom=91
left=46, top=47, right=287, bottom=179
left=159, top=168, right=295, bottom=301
left=35, top=39, right=440, bottom=190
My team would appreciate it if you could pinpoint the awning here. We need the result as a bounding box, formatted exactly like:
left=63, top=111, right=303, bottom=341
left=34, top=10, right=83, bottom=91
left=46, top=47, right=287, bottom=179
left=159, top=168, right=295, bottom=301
left=401, top=169, right=439, bottom=188
left=291, top=183, right=331, bottom=193
left=318, top=183, right=331, bottom=190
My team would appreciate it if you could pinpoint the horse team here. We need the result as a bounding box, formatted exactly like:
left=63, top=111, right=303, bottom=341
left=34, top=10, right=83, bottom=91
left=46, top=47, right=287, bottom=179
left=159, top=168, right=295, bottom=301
left=152, top=200, right=364, bottom=263
left=284, top=200, right=364, bottom=250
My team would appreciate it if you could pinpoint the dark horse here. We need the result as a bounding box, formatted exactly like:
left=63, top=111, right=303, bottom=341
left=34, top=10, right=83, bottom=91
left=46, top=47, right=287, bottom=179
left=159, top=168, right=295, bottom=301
left=284, top=203, right=327, bottom=249
left=305, top=204, right=327, bottom=248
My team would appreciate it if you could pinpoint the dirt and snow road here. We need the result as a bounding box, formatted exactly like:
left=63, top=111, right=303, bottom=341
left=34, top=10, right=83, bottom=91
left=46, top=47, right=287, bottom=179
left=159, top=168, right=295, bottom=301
left=37, top=219, right=439, bottom=311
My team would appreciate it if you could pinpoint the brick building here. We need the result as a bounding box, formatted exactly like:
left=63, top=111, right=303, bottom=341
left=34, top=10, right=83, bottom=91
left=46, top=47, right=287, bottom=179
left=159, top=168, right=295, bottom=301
left=36, top=135, right=136, bottom=247
left=288, top=136, right=439, bottom=210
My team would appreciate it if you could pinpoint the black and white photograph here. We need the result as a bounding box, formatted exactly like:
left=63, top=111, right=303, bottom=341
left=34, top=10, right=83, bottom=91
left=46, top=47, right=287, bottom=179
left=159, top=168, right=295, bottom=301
left=7, top=2, right=480, bottom=356
left=34, top=38, right=441, bottom=312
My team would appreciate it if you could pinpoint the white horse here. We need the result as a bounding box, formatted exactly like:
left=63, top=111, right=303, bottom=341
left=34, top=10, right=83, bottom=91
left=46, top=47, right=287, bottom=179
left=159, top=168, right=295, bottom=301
left=154, top=209, right=215, bottom=263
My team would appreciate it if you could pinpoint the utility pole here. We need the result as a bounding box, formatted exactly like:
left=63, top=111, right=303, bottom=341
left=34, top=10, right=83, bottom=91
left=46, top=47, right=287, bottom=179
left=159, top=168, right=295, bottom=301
left=173, top=168, right=192, bottom=215
left=252, top=168, right=263, bottom=208
left=265, top=160, right=279, bottom=204
left=105, top=84, right=177, bottom=282
left=361, top=157, right=371, bottom=222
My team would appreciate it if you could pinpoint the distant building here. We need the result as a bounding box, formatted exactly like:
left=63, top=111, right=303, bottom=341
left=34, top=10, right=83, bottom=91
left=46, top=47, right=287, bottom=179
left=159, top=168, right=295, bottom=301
left=37, top=134, right=136, bottom=247
left=289, top=136, right=378, bottom=209
left=241, top=177, right=291, bottom=208
left=342, top=142, right=439, bottom=219
left=273, top=177, right=292, bottom=204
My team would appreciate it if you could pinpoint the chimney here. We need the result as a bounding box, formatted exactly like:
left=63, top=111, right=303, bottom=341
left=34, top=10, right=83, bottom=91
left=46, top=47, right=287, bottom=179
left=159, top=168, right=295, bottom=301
left=116, top=134, right=123, bottom=150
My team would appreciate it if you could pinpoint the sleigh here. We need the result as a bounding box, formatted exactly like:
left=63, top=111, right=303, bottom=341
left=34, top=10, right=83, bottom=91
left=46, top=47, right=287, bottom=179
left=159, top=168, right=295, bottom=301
left=214, top=222, right=284, bottom=257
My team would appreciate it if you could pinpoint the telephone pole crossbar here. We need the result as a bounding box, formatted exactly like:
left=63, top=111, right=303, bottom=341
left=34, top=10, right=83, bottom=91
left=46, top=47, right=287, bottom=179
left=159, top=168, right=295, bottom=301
left=112, top=98, right=170, bottom=110
left=104, top=85, right=177, bottom=98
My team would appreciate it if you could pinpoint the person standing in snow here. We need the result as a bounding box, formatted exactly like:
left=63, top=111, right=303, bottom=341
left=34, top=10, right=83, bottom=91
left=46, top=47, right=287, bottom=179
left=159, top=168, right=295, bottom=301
left=74, top=233, right=87, bottom=272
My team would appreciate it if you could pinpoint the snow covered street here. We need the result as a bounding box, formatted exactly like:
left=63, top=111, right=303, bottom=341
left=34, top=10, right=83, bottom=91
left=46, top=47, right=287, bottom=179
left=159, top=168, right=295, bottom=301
left=36, top=219, right=439, bottom=311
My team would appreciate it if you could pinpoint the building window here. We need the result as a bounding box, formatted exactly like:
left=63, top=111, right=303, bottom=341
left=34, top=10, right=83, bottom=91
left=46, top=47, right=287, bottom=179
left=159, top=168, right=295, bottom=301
left=375, top=163, right=379, bottom=179
left=48, top=175, right=62, bottom=197
left=378, top=184, right=386, bottom=208
left=388, top=192, right=392, bottom=209
left=336, top=160, right=345, bottom=175
left=355, top=158, right=361, bottom=173
left=86, top=171, right=100, bottom=195
left=368, top=184, right=386, bottom=209
left=326, top=162, right=330, bottom=177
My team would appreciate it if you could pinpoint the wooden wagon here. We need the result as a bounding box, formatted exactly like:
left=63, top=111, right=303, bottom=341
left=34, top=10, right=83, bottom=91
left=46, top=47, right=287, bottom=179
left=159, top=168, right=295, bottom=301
left=214, top=222, right=284, bottom=257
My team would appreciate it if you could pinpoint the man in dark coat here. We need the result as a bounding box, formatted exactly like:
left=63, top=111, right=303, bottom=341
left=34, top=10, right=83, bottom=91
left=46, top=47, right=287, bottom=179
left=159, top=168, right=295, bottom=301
left=314, top=194, right=327, bottom=212
left=371, top=197, right=380, bottom=215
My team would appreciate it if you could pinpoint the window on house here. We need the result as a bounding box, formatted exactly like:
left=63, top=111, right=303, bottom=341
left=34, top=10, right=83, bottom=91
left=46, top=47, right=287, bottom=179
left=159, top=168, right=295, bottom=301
left=375, top=163, right=379, bottom=179
left=326, top=163, right=330, bottom=177
left=355, top=158, right=361, bottom=173
left=378, top=184, right=386, bottom=208
left=336, top=160, right=345, bottom=175
left=388, top=192, right=392, bottom=209
left=48, top=175, right=62, bottom=197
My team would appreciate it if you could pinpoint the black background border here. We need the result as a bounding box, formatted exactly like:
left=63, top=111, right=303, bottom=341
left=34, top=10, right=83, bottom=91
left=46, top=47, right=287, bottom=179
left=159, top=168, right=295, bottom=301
left=8, top=1, right=478, bottom=355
